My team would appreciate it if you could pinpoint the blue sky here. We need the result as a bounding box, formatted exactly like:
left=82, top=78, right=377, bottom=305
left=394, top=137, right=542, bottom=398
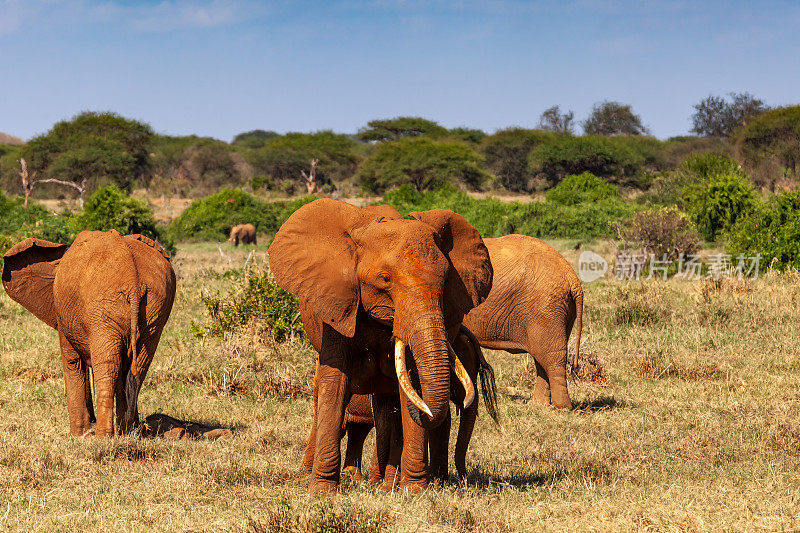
left=1, top=0, right=798, bottom=141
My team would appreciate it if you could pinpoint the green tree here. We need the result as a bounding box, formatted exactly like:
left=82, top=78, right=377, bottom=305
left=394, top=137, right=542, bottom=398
left=356, top=137, right=489, bottom=193
left=231, top=129, right=280, bottom=149
left=528, top=135, right=647, bottom=186
left=734, top=105, right=800, bottom=189
left=357, top=117, right=448, bottom=142
left=583, top=101, right=648, bottom=136
left=691, top=92, right=768, bottom=137
left=246, top=131, right=359, bottom=189
left=480, top=128, right=557, bottom=191
left=18, top=112, right=154, bottom=199
left=448, top=127, right=487, bottom=144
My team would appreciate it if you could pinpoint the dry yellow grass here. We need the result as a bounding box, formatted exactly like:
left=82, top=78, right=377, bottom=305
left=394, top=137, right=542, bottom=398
left=1, top=241, right=800, bottom=531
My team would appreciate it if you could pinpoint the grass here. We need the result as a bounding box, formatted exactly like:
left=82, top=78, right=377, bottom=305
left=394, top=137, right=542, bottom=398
left=1, top=240, right=800, bottom=531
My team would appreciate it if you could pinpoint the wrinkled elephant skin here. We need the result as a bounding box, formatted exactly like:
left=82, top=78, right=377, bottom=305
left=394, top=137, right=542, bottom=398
left=268, top=199, right=492, bottom=493
left=2, top=230, right=176, bottom=437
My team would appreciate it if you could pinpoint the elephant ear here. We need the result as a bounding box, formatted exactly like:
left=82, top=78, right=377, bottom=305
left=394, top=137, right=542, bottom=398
left=269, top=199, right=363, bottom=337
left=409, top=209, right=493, bottom=321
left=2, top=238, right=68, bottom=329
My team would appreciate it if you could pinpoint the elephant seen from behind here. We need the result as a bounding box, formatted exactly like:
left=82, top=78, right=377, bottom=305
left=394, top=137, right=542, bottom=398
left=2, top=230, right=176, bottom=437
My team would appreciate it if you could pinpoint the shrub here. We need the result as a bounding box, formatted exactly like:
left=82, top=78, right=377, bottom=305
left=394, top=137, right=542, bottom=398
left=383, top=184, right=636, bottom=240
left=356, top=137, right=489, bottom=193
left=194, top=269, right=302, bottom=342
left=638, top=153, right=743, bottom=207
left=231, top=129, right=280, bottom=149
left=618, top=206, right=699, bottom=261
left=167, top=189, right=314, bottom=242
left=682, top=172, right=756, bottom=241
left=726, top=189, right=800, bottom=270
left=0, top=191, right=72, bottom=254
left=545, top=172, right=619, bottom=205
left=68, top=186, right=174, bottom=253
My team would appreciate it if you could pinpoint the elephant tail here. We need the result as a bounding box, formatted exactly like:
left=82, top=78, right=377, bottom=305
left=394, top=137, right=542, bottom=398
left=570, top=277, right=584, bottom=375
left=460, top=325, right=500, bottom=427
left=124, top=287, right=142, bottom=430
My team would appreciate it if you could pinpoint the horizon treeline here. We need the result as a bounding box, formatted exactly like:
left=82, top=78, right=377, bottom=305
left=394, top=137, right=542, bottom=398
left=1, top=93, right=798, bottom=201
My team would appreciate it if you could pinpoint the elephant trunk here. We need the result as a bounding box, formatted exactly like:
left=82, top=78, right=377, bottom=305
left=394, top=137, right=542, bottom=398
left=396, top=310, right=452, bottom=429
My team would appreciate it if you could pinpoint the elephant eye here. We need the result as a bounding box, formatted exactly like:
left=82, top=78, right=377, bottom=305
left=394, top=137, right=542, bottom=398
left=377, top=273, right=391, bottom=284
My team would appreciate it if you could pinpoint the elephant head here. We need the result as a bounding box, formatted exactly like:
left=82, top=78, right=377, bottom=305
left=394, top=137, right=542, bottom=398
left=268, top=199, right=492, bottom=428
left=2, top=238, right=69, bottom=329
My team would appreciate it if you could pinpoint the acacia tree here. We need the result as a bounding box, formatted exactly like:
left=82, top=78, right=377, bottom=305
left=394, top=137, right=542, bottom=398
left=691, top=92, right=768, bottom=137
left=19, top=111, right=154, bottom=201
left=357, top=117, right=448, bottom=142
left=583, top=101, right=648, bottom=136
left=539, top=105, right=575, bottom=134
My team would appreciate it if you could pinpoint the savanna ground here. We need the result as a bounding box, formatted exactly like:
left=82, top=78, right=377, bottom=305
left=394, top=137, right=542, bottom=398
left=1, top=240, right=799, bottom=532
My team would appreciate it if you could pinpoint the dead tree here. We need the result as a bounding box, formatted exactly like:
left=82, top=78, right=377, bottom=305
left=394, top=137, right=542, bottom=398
left=301, top=158, right=319, bottom=194
left=19, top=158, right=35, bottom=209
left=19, top=158, right=88, bottom=208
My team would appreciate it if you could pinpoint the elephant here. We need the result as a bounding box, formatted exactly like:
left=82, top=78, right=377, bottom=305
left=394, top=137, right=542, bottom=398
left=268, top=199, right=493, bottom=493
left=307, top=324, right=499, bottom=488
left=463, top=234, right=583, bottom=410
left=229, top=223, right=257, bottom=246
left=2, top=230, right=176, bottom=437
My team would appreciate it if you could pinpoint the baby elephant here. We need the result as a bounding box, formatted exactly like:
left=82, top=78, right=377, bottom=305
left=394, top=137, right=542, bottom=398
left=2, top=230, right=176, bottom=437
left=228, top=223, right=257, bottom=246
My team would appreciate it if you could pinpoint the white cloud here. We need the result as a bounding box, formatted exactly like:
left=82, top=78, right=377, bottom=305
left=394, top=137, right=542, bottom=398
left=129, top=1, right=241, bottom=33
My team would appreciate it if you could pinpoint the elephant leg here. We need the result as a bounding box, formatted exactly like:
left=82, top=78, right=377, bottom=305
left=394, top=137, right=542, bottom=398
left=371, top=393, right=402, bottom=489
left=60, top=332, right=92, bottom=436
left=532, top=358, right=551, bottom=405
left=542, top=349, right=571, bottom=410
left=90, top=337, right=124, bottom=438
left=452, top=332, right=480, bottom=479
left=398, top=388, right=429, bottom=493
left=310, top=359, right=350, bottom=493
left=342, top=423, right=372, bottom=481
left=302, top=364, right=321, bottom=476
left=428, top=407, right=451, bottom=482
left=116, top=336, right=160, bottom=434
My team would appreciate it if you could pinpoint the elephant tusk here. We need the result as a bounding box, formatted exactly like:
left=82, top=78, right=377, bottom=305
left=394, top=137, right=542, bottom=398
left=448, top=342, right=475, bottom=409
left=394, top=338, right=433, bottom=419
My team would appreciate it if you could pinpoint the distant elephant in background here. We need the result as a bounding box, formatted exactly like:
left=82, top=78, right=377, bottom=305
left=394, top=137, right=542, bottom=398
left=464, top=235, right=583, bottom=409
left=2, top=230, right=176, bottom=437
left=229, top=223, right=257, bottom=246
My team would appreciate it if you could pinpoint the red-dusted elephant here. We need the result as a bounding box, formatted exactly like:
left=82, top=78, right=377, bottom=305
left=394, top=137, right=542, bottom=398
left=268, top=199, right=492, bottom=493
left=2, top=230, right=176, bottom=437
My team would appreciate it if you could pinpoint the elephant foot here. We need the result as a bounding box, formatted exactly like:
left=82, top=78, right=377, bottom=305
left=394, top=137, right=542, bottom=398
left=342, top=465, right=364, bottom=482
left=378, top=465, right=400, bottom=491
left=398, top=479, right=428, bottom=494
left=309, top=480, right=339, bottom=495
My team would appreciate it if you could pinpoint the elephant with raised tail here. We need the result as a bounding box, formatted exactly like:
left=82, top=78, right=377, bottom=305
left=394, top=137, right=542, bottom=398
left=464, top=235, right=583, bottom=410
left=2, top=230, right=176, bottom=437
left=268, top=199, right=492, bottom=494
